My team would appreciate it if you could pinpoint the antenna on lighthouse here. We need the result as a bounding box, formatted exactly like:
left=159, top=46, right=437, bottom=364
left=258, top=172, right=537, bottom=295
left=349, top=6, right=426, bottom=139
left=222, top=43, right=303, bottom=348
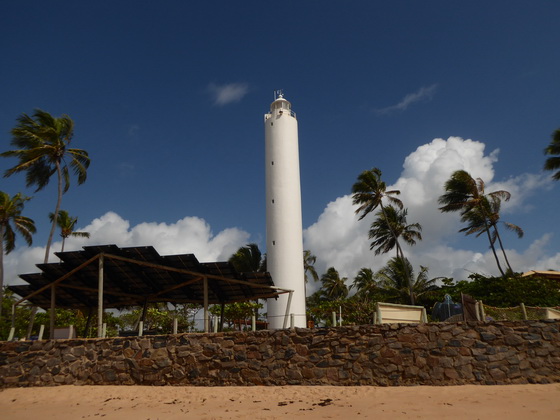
left=274, top=89, right=284, bottom=100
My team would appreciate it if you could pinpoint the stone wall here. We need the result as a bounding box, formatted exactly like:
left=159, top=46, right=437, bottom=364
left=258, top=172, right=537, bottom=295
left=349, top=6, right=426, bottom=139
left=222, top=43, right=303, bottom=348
left=1, top=320, right=559, bottom=387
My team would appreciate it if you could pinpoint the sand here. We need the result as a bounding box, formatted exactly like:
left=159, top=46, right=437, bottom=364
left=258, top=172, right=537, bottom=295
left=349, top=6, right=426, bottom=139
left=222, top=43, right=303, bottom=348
left=1, top=384, right=559, bottom=419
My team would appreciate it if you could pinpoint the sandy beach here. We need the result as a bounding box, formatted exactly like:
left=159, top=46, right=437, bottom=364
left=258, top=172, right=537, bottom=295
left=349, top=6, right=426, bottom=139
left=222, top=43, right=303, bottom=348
left=1, top=384, right=559, bottom=419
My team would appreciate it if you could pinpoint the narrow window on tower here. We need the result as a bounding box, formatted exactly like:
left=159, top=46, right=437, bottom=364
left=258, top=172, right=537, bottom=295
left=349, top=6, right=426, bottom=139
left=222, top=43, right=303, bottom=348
left=271, top=199, right=275, bottom=203
left=272, top=241, right=276, bottom=246
left=271, top=161, right=274, bottom=165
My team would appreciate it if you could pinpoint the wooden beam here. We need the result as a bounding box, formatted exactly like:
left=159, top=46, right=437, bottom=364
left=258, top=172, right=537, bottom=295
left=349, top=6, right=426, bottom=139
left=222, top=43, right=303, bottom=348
left=97, top=254, right=104, bottom=338
left=203, top=277, right=209, bottom=333
left=14, top=253, right=101, bottom=307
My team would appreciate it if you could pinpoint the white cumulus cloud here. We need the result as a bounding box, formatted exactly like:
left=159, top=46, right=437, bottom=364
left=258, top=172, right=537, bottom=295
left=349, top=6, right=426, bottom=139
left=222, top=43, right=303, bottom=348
left=303, top=136, right=554, bottom=293
left=4, top=212, right=251, bottom=287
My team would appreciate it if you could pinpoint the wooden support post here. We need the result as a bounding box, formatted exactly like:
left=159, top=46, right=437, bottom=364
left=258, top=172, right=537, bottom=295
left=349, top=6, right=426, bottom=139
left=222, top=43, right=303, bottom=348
left=138, top=321, right=144, bottom=337
left=219, top=303, right=225, bottom=333
left=203, top=277, right=209, bottom=333
left=172, top=317, right=178, bottom=334
left=50, top=285, right=56, bottom=339
left=282, top=291, right=293, bottom=329
left=11, top=304, right=16, bottom=328
left=521, top=302, right=528, bottom=320
left=97, top=254, right=104, bottom=338
left=26, top=306, right=38, bottom=340
left=251, top=315, right=256, bottom=331
left=38, top=325, right=45, bottom=340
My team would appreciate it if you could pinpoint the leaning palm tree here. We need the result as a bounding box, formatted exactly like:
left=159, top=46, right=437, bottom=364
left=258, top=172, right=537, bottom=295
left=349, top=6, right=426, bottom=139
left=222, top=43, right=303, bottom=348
left=1, top=110, right=90, bottom=263
left=0, top=191, right=36, bottom=317
left=48, top=210, right=90, bottom=252
left=374, top=257, right=438, bottom=305
left=544, top=128, right=560, bottom=181
left=459, top=195, right=523, bottom=273
left=320, top=267, right=349, bottom=300
left=438, top=170, right=511, bottom=276
left=368, top=205, right=422, bottom=259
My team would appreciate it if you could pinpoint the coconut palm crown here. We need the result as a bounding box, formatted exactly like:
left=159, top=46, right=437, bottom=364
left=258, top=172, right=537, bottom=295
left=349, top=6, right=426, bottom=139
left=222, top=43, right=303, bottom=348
left=544, top=128, right=560, bottom=181
left=48, top=210, right=90, bottom=252
left=0, top=191, right=36, bottom=316
left=2, top=109, right=90, bottom=263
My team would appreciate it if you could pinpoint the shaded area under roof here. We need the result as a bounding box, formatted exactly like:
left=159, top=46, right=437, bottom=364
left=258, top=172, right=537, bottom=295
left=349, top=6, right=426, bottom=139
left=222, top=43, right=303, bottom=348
left=8, top=245, right=283, bottom=310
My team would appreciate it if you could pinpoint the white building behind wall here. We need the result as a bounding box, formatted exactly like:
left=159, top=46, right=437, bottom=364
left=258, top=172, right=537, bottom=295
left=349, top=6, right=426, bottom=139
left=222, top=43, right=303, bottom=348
left=264, top=92, right=307, bottom=329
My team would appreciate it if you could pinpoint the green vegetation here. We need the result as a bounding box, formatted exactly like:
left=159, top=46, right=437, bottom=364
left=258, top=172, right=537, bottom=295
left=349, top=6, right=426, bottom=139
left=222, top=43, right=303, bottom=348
left=544, top=128, right=560, bottom=180
left=438, top=170, right=523, bottom=275
left=2, top=109, right=90, bottom=263
left=0, top=192, right=36, bottom=317
left=49, top=210, right=90, bottom=252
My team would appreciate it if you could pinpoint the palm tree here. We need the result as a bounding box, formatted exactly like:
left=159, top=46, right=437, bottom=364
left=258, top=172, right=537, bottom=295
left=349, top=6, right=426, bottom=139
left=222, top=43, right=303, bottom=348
left=2, top=109, right=90, bottom=263
left=228, top=243, right=265, bottom=329
left=0, top=191, right=36, bottom=317
left=48, top=210, right=90, bottom=252
left=303, top=250, right=319, bottom=284
left=374, top=257, right=438, bottom=305
left=352, top=167, right=403, bottom=220
left=228, top=243, right=264, bottom=273
left=459, top=195, right=523, bottom=273
left=320, top=267, right=349, bottom=299
left=351, top=267, right=377, bottom=299
left=368, top=205, right=422, bottom=259
left=352, top=168, right=414, bottom=296
left=438, top=170, right=512, bottom=276
left=544, top=128, right=560, bottom=180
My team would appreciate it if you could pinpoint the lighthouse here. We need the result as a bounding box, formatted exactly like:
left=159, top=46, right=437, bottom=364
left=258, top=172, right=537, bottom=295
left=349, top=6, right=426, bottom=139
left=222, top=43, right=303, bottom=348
left=265, top=91, right=307, bottom=329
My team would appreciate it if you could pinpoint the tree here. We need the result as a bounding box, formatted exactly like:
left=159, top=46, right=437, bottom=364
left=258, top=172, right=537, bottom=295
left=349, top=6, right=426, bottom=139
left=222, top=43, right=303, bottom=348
left=352, top=168, right=413, bottom=296
left=303, top=249, right=319, bottom=297
left=0, top=192, right=36, bottom=317
left=351, top=268, right=377, bottom=299
left=228, top=243, right=264, bottom=273
left=544, top=128, right=560, bottom=181
left=438, top=170, right=514, bottom=276
left=49, top=210, right=90, bottom=252
left=352, top=167, right=403, bottom=221
left=447, top=273, right=560, bottom=308
left=368, top=205, right=422, bottom=259
left=320, top=267, right=349, bottom=299
left=2, top=109, right=90, bottom=263
left=459, top=195, right=523, bottom=273
left=374, top=257, right=438, bottom=305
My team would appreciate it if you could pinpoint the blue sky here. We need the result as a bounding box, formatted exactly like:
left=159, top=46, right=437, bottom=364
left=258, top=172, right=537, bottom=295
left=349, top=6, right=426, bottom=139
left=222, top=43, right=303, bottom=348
left=2, top=1, right=560, bottom=290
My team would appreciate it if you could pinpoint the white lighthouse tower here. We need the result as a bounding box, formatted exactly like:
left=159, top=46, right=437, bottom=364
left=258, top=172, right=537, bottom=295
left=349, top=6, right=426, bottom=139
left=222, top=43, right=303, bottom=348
left=265, top=91, right=306, bottom=329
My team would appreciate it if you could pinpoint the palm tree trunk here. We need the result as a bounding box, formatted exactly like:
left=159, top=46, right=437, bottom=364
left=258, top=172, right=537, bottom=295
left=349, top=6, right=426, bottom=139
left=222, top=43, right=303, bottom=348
left=44, top=162, right=63, bottom=263
left=484, top=224, right=505, bottom=276
left=493, top=225, right=514, bottom=273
